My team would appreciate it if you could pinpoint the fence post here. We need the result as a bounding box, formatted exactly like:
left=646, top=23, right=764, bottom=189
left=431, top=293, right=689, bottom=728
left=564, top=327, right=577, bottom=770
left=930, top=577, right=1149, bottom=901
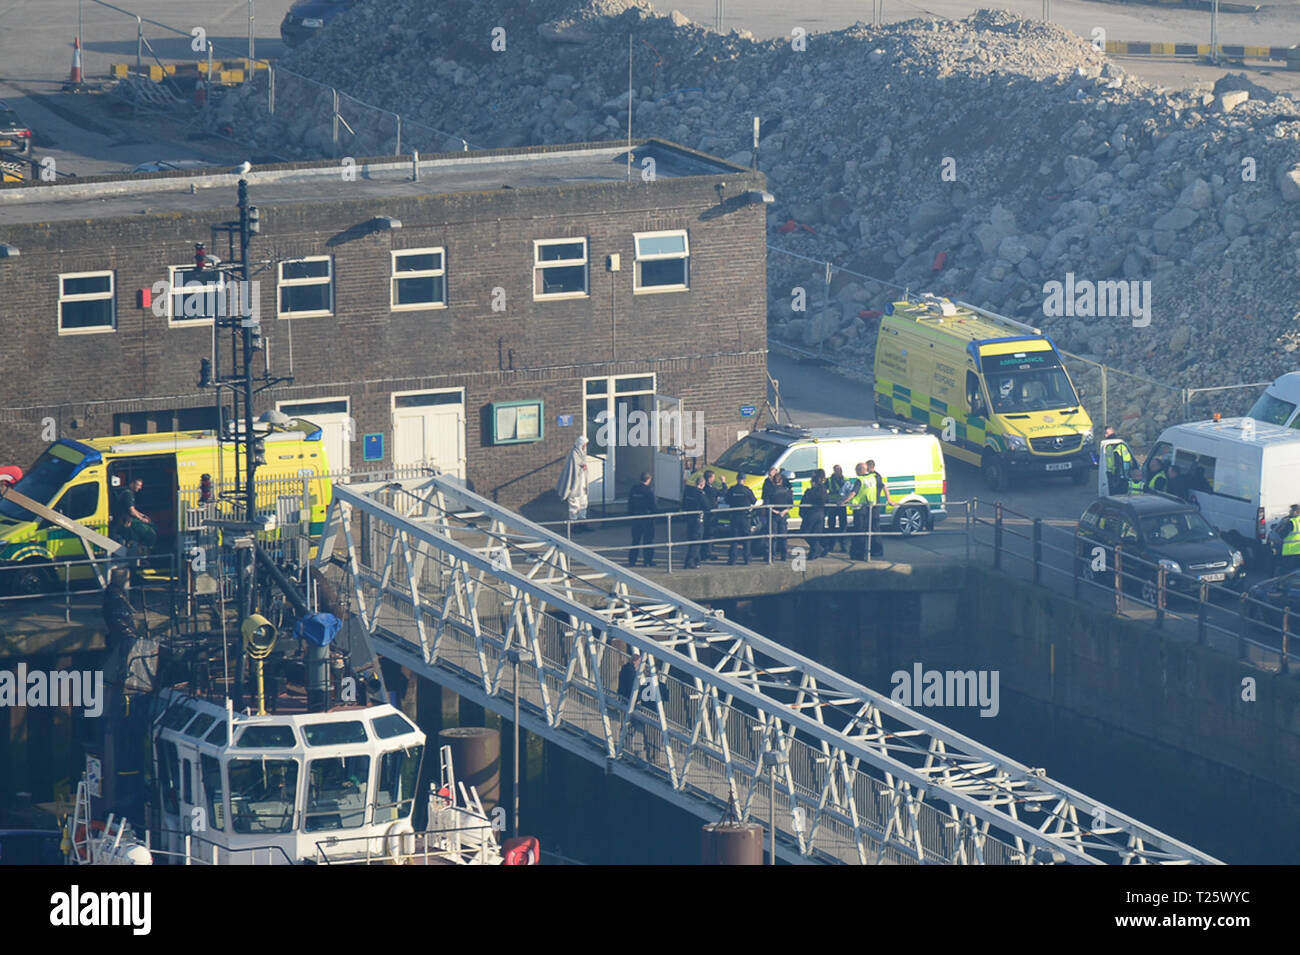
left=993, top=502, right=1003, bottom=570
left=1155, top=566, right=1166, bottom=628
left=766, top=507, right=773, bottom=565
left=1197, top=581, right=1208, bottom=645
left=965, top=499, right=972, bottom=563
left=332, top=88, right=340, bottom=157
left=1282, top=608, right=1291, bottom=675
left=268, top=64, right=275, bottom=115
left=1072, top=529, right=1080, bottom=599
left=136, top=16, right=142, bottom=74
left=1113, top=544, right=1123, bottom=614
left=1032, top=518, right=1042, bottom=585
left=666, top=513, right=673, bottom=573
left=1238, top=593, right=1250, bottom=661
left=395, top=114, right=402, bottom=156
left=1100, top=364, right=1107, bottom=439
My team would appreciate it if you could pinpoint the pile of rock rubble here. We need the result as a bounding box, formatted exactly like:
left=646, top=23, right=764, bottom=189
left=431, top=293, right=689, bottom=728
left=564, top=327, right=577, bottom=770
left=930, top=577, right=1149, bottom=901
left=221, top=0, right=1300, bottom=443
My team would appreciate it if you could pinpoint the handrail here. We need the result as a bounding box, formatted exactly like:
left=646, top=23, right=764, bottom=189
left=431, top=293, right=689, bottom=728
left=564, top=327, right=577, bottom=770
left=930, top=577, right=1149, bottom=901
left=967, top=498, right=1296, bottom=670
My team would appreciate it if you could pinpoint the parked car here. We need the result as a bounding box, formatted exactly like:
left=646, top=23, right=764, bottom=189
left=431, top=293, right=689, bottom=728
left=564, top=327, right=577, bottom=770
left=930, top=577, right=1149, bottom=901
left=1244, top=571, right=1300, bottom=633
left=0, top=102, right=33, bottom=158
left=280, top=0, right=359, bottom=46
left=1076, top=493, right=1246, bottom=604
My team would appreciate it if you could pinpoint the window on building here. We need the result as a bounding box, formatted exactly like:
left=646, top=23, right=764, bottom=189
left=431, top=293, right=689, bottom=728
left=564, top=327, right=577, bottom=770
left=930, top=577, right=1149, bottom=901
left=278, top=256, right=333, bottom=317
left=58, top=271, right=115, bottom=333
left=534, top=238, right=588, bottom=298
left=391, top=248, right=447, bottom=310
left=633, top=231, right=689, bottom=292
left=168, top=266, right=224, bottom=324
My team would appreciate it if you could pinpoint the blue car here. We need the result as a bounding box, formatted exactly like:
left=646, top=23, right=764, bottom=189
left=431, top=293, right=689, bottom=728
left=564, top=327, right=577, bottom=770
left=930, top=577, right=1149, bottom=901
left=280, top=0, right=358, bottom=47
left=1245, top=570, right=1300, bottom=632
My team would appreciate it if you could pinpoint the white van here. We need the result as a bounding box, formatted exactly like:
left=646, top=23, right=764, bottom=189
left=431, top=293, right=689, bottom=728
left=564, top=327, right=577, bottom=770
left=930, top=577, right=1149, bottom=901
left=1247, top=372, right=1300, bottom=430
left=1104, top=418, right=1300, bottom=562
left=701, top=425, right=947, bottom=534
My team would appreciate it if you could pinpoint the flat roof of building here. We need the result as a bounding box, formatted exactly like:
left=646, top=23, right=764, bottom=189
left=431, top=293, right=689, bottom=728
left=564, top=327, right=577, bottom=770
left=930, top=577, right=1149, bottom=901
left=0, top=139, right=751, bottom=227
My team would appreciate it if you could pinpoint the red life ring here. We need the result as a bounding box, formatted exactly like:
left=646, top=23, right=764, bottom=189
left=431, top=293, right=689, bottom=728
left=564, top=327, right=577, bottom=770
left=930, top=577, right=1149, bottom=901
left=70, top=819, right=106, bottom=863
left=502, top=835, right=540, bottom=866
left=0, top=465, right=21, bottom=485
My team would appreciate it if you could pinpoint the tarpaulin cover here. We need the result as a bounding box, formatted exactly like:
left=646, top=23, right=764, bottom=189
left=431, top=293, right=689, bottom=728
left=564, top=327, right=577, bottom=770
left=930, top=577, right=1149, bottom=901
left=294, top=612, right=341, bottom=647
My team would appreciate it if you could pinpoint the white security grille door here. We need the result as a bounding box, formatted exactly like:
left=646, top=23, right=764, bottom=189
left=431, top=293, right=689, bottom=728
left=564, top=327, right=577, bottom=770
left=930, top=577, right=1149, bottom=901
left=277, top=399, right=351, bottom=476
left=392, top=391, right=465, bottom=480
left=653, top=394, right=684, bottom=503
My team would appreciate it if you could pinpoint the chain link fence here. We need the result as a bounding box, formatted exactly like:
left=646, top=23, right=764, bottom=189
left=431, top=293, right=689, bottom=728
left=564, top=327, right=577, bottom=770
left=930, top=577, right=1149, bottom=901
left=79, top=0, right=474, bottom=161
left=246, top=67, right=475, bottom=159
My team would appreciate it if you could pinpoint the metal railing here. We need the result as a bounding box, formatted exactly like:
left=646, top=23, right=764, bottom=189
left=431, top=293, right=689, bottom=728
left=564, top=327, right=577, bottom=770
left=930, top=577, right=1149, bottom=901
left=535, top=501, right=955, bottom=573
left=0, top=551, right=179, bottom=621
left=968, top=499, right=1298, bottom=673
left=314, top=475, right=1220, bottom=864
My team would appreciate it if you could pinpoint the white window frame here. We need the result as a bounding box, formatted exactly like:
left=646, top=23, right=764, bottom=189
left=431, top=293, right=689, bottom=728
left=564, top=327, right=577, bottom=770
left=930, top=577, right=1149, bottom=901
left=633, top=230, right=690, bottom=294
left=533, top=238, right=589, bottom=300
left=58, top=270, right=116, bottom=335
left=167, top=265, right=225, bottom=327
left=277, top=255, right=333, bottom=318
left=390, top=247, right=447, bottom=311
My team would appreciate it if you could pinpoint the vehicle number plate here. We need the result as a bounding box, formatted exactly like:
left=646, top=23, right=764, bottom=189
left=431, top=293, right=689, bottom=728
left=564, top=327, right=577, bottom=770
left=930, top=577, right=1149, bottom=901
left=1201, top=573, right=1226, bottom=582
left=1045, top=462, right=1071, bottom=472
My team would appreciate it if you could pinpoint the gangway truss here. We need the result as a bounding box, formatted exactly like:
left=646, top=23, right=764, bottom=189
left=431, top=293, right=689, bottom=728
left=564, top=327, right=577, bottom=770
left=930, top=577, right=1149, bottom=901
left=314, top=475, right=1220, bottom=866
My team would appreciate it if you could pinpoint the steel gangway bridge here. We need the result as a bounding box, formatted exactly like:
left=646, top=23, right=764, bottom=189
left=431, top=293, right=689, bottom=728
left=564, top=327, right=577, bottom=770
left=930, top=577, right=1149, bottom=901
left=313, top=474, right=1220, bottom=865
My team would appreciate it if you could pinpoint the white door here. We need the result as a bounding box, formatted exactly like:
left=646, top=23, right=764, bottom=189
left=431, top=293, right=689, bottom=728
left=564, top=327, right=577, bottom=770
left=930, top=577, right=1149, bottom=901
left=278, top=399, right=351, bottom=478
left=653, top=394, right=684, bottom=503
left=392, top=390, right=465, bottom=480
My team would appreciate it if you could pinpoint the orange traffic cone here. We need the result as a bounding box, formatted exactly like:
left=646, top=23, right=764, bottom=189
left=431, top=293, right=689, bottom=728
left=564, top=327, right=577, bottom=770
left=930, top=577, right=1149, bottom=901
left=69, top=36, right=83, bottom=85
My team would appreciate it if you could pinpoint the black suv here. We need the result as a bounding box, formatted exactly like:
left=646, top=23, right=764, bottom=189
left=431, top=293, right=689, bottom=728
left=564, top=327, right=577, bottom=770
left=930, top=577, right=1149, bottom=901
left=0, top=102, right=32, bottom=158
left=1076, top=493, right=1245, bottom=603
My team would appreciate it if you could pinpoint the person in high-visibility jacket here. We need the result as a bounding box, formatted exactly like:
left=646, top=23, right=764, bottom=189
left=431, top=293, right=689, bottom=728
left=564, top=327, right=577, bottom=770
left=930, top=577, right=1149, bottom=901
left=1103, top=428, right=1141, bottom=495
left=845, top=462, right=885, bottom=561
left=1276, top=504, right=1300, bottom=573
left=1145, top=458, right=1170, bottom=494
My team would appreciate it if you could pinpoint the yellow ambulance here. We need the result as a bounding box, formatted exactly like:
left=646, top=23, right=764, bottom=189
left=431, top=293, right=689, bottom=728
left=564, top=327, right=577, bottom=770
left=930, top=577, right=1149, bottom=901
left=0, top=419, right=331, bottom=594
left=873, top=296, right=1095, bottom=491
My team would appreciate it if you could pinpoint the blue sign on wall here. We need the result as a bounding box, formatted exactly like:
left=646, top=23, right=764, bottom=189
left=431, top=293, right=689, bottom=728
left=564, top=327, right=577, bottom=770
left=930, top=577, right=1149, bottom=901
left=363, top=433, right=384, bottom=462
left=556, top=414, right=574, bottom=427
left=740, top=405, right=757, bottom=417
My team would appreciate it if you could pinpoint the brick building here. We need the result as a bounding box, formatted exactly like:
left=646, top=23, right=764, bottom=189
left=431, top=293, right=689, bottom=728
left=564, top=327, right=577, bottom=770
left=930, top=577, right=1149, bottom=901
left=0, top=140, right=769, bottom=515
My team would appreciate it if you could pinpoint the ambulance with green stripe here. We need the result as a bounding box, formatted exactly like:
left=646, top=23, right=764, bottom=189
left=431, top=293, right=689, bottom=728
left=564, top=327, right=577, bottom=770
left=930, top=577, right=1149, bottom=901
left=698, top=424, right=947, bottom=535
left=0, top=419, right=331, bottom=595
left=873, top=296, right=1094, bottom=491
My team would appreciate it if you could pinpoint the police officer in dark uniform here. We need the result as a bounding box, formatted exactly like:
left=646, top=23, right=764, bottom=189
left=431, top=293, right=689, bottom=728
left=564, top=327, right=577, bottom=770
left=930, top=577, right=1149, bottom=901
left=725, top=472, right=757, bottom=566
left=763, top=469, right=794, bottom=560
left=703, top=470, right=724, bottom=561
left=681, top=473, right=710, bottom=569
